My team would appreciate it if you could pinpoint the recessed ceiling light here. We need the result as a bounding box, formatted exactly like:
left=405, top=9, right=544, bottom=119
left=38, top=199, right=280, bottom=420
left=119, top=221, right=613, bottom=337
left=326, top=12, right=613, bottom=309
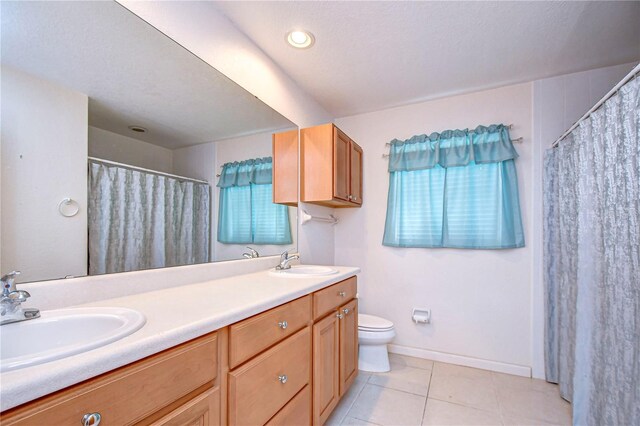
left=128, top=125, right=147, bottom=133
left=286, top=29, right=315, bottom=49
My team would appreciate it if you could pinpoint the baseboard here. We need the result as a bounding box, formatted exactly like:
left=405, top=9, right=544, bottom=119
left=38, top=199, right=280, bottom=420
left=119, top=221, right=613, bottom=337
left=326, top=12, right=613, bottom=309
left=387, top=344, right=532, bottom=377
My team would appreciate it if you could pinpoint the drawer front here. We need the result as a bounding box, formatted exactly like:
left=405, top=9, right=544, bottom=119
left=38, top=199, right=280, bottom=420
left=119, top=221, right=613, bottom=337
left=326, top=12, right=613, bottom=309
left=229, top=295, right=311, bottom=369
left=2, top=333, right=218, bottom=426
left=266, top=385, right=311, bottom=426
left=149, top=387, right=220, bottom=426
left=228, top=327, right=311, bottom=426
left=313, top=277, right=357, bottom=320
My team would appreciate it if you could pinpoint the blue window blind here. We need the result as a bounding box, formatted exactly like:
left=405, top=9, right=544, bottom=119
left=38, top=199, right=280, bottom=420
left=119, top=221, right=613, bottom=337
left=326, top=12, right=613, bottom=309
left=383, top=125, right=524, bottom=249
left=217, top=158, right=292, bottom=245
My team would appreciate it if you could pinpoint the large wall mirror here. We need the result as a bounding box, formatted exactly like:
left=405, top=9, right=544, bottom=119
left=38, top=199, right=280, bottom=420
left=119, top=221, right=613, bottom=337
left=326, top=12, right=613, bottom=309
left=1, top=1, right=298, bottom=284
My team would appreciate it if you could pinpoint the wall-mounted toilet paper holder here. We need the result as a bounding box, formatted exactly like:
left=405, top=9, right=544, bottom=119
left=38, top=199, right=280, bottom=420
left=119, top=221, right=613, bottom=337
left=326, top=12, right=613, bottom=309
left=412, top=308, right=431, bottom=324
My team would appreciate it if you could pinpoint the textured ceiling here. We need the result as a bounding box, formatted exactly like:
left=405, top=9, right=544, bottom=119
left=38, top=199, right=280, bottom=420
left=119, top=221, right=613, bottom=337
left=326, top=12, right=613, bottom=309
left=1, top=1, right=293, bottom=149
left=215, top=1, right=640, bottom=117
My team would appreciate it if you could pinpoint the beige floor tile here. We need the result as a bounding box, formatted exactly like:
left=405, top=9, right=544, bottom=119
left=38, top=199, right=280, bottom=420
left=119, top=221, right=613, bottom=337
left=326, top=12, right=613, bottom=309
left=429, top=363, right=500, bottom=413
left=341, top=417, right=382, bottom=426
left=326, top=372, right=372, bottom=425
left=389, top=353, right=434, bottom=371
left=347, top=384, right=427, bottom=425
left=497, top=386, right=571, bottom=425
left=368, top=361, right=432, bottom=396
left=422, top=398, right=502, bottom=426
left=433, top=362, right=493, bottom=379
left=492, top=372, right=560, bottom=395
left=501, top=416, right=559, bottom=425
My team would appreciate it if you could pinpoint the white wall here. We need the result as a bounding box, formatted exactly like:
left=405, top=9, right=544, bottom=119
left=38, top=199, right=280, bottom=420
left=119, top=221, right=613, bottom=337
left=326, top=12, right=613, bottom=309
left=330, top=62, right=635, bottom=378
left=173, top=130, right=297, bottom=262
left=530, top=61, right=635, bottom=378
left=1, top=66, right=88, bottom=283
left=117, top=1, right=336, bottom=266
left=335, top=83, right=534, bottom=375
left=88, top=126, right=174, bottom=174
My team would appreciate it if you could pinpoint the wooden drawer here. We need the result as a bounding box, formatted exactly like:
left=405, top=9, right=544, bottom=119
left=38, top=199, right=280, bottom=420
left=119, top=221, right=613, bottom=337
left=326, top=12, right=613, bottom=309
left=229, top=295, right=311, bottom=369
left=1, top=333, right=218, bottom=426
left=266, top=385, right=311, bottom=426
left=228, top=327, right=311, bottom=426
left=313, top=277, right=357, bottom=320
left=149, top=387, right=220, bottom=426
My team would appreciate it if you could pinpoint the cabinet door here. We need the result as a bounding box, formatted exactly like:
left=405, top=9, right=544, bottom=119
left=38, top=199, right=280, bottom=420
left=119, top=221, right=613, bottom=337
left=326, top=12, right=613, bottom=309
left=312, top=312, right=340, bottom=425
left=333, top=127, right=351, bottom=202
left=272, top=129, right=299, bottom=206
left=339, top=299, right=359, bottom=396
left=149, top=387, right=220, bottom=426
left=349, top=142, right=363, bottom=205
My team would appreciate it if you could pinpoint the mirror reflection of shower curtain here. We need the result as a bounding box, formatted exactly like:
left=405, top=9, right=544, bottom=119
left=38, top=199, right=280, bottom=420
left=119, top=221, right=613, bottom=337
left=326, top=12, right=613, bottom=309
left=88, top=161, right=210, bottom=275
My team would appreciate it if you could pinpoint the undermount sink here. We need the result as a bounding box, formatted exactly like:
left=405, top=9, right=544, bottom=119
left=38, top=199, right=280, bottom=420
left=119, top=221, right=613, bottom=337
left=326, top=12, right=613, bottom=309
left=0, top=307, right=146, bottom=372
left=269, top=265, right=339, bottom=277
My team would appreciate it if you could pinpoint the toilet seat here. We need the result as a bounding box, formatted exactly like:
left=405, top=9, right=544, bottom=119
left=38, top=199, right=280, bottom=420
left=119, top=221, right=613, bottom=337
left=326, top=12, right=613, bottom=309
left=358, top=314, right=394, bottom=332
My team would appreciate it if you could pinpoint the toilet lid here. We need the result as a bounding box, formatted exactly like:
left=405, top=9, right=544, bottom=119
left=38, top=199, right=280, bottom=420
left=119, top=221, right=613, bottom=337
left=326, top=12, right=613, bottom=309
left=358, top=314, right=394, bottom=331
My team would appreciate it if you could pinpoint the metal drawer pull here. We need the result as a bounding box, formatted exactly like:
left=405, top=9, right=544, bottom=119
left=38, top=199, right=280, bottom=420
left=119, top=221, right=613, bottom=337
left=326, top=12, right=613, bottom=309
left=82, top=413, right=101, bottom=426
left=278, top=374, right=288, bottom=384
left=343, top=308, right=350, bottom=315
left=338, top=291, right=346, bottom=297
left=336, top=313, right=344, bottom=319
left=278, top=320, right=288, bottom=329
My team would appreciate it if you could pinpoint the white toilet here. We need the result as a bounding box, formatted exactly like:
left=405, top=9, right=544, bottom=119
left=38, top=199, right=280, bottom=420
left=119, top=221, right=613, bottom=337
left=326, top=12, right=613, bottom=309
left=358, top=313, right=396, bottom=372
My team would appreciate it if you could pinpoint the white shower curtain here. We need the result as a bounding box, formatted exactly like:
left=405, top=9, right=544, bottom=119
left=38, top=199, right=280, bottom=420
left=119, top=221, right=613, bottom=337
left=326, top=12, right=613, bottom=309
left=88, top=161, right=210, bottom=275
left=544, top=76, right=639, bottom=425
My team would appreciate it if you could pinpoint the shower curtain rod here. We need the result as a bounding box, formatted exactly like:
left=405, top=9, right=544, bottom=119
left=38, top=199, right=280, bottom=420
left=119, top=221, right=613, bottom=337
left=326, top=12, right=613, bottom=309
left=88, top=157, right=210, bottom=185
left=552, top=62, right=640, bottom=148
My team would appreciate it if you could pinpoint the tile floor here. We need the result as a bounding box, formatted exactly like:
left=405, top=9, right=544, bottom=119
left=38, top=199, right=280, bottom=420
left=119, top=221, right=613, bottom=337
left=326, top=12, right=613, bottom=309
left=326, top=354, right=572, bottom=426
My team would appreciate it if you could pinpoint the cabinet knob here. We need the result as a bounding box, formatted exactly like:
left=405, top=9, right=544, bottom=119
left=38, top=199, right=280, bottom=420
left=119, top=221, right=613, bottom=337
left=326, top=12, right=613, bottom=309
left=348, top=195, right=353, bottom=200
left=278, top=320, right=288, bottom=329
left=336, top=313, right=344, bottom=319
left=82, top=413, right=101, bottom=426
left=338, top=291, right=346, bottom=297
left=278, top=374, right=288, bottom=384
left=343, top=308, right=350, bottom=315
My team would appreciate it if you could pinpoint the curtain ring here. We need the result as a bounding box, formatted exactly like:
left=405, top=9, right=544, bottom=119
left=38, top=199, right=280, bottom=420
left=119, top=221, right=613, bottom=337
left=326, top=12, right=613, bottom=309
left=58, top=198, right=80, bottom=217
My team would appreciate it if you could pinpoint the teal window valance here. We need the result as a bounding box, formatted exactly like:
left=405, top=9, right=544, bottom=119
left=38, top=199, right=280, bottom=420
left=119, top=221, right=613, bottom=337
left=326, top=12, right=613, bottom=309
left=217, top=157, right=273, bottom=188
left=383, top=124, right=524, bottom=249
left=387, top=124, right=518, bottom=171
left=217, top=157, right=292, bottom=245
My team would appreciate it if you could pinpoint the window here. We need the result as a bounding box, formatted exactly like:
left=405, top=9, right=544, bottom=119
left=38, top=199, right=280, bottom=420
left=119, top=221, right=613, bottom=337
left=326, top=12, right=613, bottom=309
left=217, top=157, right=292, bottom=245
left=383, top=125, right=524, bottom=249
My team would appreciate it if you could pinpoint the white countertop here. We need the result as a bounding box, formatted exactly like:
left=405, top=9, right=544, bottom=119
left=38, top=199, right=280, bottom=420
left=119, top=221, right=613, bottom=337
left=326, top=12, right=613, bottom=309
left=0, top=265, right=360, bottom=411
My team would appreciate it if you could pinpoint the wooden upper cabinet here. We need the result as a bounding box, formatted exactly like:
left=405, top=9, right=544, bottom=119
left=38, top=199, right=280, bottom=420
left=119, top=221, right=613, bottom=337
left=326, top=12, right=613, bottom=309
left=349, top=142, right=363, bottom=206
left=272, top=129, right=299, bottom=206
left=333, top=128, right=351, bottom=202
left=301, top=123, right=363, bottom=208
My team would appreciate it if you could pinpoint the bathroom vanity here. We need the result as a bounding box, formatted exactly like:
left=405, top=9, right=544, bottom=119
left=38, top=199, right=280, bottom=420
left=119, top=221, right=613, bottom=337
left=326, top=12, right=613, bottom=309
left=0, top=267, right=359, bottom=426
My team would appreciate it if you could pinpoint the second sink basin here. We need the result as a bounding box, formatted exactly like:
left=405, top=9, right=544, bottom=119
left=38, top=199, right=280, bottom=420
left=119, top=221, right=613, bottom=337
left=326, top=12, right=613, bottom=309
left=0, top=307, right=146, bottom=372
left=269, top=265, right=339, bottom=277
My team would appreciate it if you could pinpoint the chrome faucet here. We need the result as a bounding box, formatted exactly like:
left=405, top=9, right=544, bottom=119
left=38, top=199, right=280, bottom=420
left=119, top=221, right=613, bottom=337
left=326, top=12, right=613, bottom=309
left=1, top=271, right=40, bottom=325
left=276, top=249, right=300, bottom=270
left=242, top=246, right=260, bottom=259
